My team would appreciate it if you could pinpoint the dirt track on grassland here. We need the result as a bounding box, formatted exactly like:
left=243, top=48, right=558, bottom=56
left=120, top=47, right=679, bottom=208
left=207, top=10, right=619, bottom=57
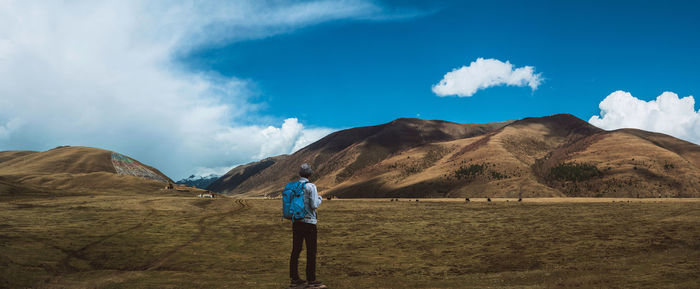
left=141, top=199, right=249, bottom=271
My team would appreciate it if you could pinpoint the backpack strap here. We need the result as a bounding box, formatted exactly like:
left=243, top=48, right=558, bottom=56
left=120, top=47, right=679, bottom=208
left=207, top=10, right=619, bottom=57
left=298, top=181, right=307, bottom=195
left=294, top=181, right=308, bottom=222
left=298, top=181, right=316, bottom=220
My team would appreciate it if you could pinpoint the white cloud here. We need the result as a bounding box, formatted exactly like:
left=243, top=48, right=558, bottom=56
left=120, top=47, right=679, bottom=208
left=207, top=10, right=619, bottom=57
left=212, top=118, right=334, bottom=160
left=145, top=0, right=387, bottom=52
left=0, top=1, right=398, bottom=179
left=190, top=118, right=333, bottom=177
left=432, top=58, right=543, bottom=97
left=589, top=91, right=700, bottom=144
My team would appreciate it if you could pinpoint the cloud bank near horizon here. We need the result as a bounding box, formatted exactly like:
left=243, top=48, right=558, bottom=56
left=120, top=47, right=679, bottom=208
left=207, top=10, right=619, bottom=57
left=432, top=58, right=543, bottom=97
left=589, top=91, right=700, bottom=144
left=0, top=0, right=401, bottom=179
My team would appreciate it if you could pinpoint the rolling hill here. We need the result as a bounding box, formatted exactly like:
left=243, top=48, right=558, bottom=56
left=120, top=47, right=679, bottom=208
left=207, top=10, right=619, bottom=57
left=210, top=114, right=700, bottom=198
left=0, top=146, right=173, bottom=195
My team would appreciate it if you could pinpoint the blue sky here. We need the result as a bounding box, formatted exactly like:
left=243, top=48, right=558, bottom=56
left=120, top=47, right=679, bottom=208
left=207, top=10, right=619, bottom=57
left=183, top=0, right=700, bottom=128
left=1, top=1, right=699, bottom=179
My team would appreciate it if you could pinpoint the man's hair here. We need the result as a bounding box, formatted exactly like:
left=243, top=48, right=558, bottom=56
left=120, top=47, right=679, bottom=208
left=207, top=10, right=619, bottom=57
left=299, top=163, right=313, bottom=178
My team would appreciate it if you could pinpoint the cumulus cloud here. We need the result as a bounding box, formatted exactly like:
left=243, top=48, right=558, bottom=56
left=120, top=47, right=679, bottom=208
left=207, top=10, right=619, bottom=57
left=589, top=91, right=700, bottom=144
left=432, top=58, right=543, bottom=97
left=189, top=118, right=333, bottom=177
left=212, top=118, right=334, bottom=160
left=0, top=0, right=394, bottom=179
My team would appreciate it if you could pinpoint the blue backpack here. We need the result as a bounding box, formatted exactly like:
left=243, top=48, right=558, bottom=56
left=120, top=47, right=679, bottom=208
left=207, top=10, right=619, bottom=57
left=282, top=181, right=307, bottom=220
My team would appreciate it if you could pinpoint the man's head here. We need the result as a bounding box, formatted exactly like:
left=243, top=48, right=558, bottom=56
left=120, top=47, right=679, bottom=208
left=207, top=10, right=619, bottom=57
left=299, top=163, right=313, bottom=178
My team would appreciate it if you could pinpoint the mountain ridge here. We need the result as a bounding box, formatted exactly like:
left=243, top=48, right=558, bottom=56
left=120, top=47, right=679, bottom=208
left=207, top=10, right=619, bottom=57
left=210, top=113, right=700, bottom=198
left=176, top=174, right=219, bottom=190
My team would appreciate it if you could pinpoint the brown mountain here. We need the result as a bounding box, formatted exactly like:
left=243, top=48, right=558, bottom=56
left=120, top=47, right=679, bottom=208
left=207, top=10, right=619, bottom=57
left=212, top=114, right=700, bottom=198
left=0, top=146, right=173, bottom=195
left=209, top=118, right=512, bottom=196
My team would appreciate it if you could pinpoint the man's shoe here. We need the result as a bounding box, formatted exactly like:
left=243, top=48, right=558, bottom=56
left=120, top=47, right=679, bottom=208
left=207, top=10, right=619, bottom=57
left=305, top=280, right=328, bottom=288
left=287, top=279, right=306, bottom=288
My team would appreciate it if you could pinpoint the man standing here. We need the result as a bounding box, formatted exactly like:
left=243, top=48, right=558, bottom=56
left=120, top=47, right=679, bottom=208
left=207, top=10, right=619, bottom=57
left=288, top=163, right=327, bottom=289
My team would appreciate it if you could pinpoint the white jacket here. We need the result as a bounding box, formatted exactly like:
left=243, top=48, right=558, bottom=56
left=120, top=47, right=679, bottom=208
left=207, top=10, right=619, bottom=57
left=298, top=177, right=322, bottom=224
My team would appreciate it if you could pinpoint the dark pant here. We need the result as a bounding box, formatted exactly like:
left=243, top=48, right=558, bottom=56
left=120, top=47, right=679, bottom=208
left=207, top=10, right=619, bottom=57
left=290, top=221, right=317, bottom=281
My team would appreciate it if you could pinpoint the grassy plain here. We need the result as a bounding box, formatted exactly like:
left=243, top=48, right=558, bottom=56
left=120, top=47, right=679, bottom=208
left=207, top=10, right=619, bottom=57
left=1, top=193, right=699, bottom=288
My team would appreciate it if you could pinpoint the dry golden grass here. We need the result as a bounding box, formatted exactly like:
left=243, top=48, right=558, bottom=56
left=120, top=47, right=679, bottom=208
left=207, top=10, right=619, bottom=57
left=2, top=193, right=700, bottom=289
